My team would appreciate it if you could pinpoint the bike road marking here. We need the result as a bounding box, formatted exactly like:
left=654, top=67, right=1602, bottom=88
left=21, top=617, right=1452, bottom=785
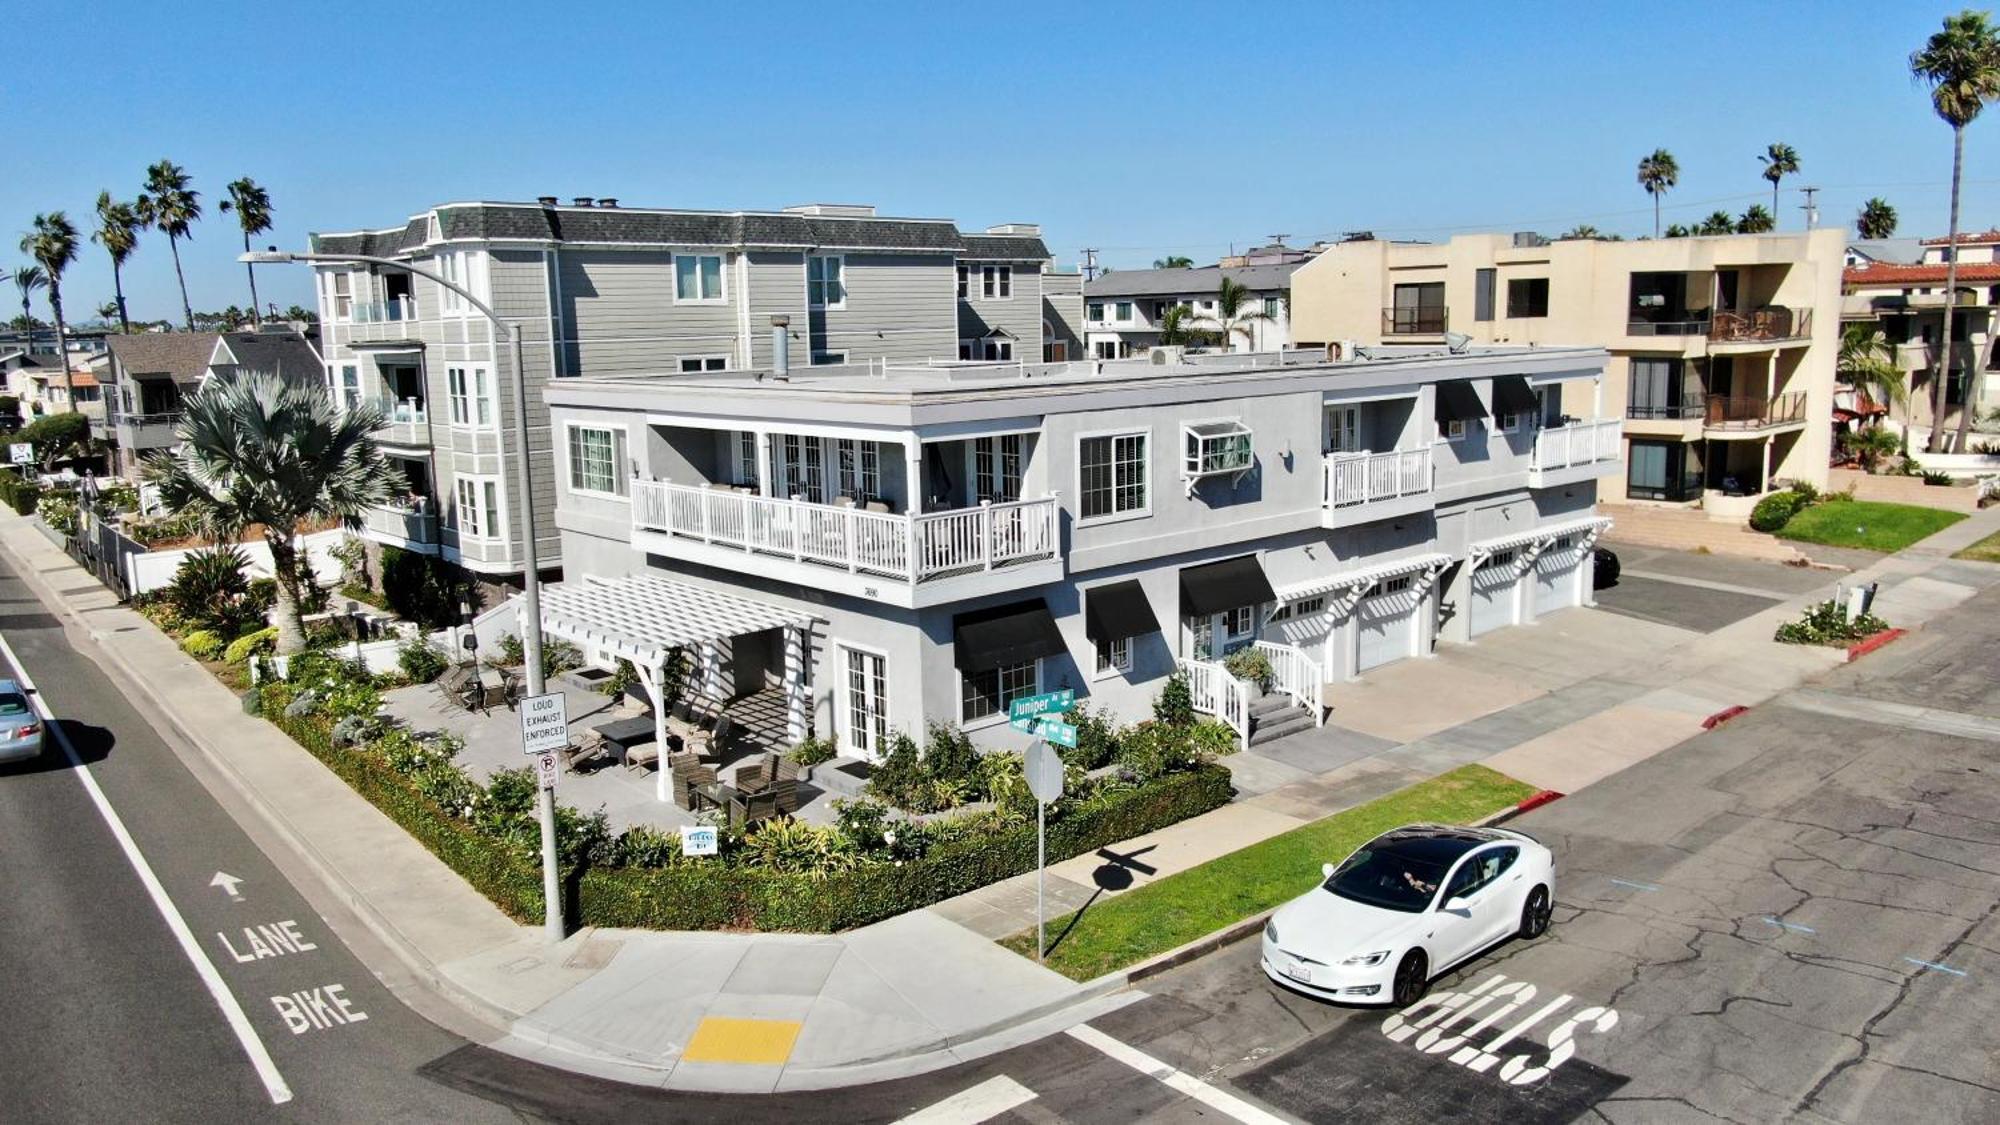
left=0, top=631, right=294, bottom=1105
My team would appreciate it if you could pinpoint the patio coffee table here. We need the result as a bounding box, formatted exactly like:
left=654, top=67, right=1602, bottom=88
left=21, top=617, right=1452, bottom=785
left=593, top=716, right=669, bottom=764
left=689, top=780, right=736, bottom=815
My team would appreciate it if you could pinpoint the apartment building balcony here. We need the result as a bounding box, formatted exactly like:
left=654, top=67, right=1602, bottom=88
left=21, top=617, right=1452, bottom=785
left=365, top=395, right=431, bottom=448
left=1708, top=307, right=1813, bottom=350
left=1626, top=312, right=1712, bottom=338
left=1529, top=418, right=1623, bottom=487
left=1321, top=448, right=1434, bottom=528
left=1704, top=391, right=1808, bottom=435
left=630, top=479, right=1064, bottom=609
left=113, top=410, right=183, bottom=451
left=1382, top=307, right=1449, bottom=336
left=360, top=501, right=441, bottom=555
left=343, top=297, right=421, bottom=344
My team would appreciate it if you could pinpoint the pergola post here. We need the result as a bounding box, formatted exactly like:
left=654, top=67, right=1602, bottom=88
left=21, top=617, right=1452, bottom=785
left=783, top=623, right=808, bottom=746
left=651, top=658, right=671, bottom=802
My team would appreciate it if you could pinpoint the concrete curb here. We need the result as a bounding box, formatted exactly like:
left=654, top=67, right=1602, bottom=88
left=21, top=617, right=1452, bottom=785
left=1847, top=628, right=1907, bottom=662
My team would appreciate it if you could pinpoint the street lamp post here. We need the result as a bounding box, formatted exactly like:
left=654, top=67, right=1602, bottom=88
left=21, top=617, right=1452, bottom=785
left=242, top=250, right=562, bottom=944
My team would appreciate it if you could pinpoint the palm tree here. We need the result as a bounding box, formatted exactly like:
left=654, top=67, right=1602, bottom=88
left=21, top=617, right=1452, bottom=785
left=1758, top=143, right=1800, bottom=224
left=1156, top=303, right=1206, bottom=347
left=1912, top=9, right=2000, bottom=452
left=20, top=214, right=80, bottom=412
left=1838, top=323, right=1909, bottom=414
left=1856, top=198, right=1899, bottom=239
left=12, top=265, right=45, bottom=332
left=1152, top=255, right=1194, bottom=269
left=283, top=304, right=316, bottom=323
left=1558, top=224, right=1601, bottom=240
left=218, top=177, right=273, bottom=327
left=92, top=191, right=141, bottom=333
left=1664, top=224, right=1692, bottom=238
left=136, top=159, right=202, bottom=331
left=1697, top=211, right=1736, bottom=236
left=94, top=301, right=120, bottom=323
left=143, top=371, right=394, bottom=652
left=1637, top=148, right=1679, bottom=237
left=1202, top=277, right=1275, bottom=352
left=1736, top=205, right=1776, bottom=233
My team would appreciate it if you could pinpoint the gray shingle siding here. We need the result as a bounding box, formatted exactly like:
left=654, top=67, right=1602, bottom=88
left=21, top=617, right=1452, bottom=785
left=426, top=205, right=965, bottom=253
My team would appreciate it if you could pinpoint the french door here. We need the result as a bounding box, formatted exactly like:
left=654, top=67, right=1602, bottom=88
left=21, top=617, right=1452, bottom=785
left=841, top=646, right=889, bottom=758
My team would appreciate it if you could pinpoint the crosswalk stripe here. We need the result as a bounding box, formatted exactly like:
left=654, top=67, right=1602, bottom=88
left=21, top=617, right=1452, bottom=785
left=895, top=1074, right=1038, bottom=1124
left=1065, top=1024, right=1291, bottom=1125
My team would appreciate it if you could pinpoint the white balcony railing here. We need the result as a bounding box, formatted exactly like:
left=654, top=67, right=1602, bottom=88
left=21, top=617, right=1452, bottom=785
left=632, top=480, right=1060, bottom=585
left=1323, top=448, right=1433, bottom=509
left=1531, top=419, right=1624, bottom=471
left=365, top=396, right=429, bottom=425
left=351, top=297, right=417, bottom=324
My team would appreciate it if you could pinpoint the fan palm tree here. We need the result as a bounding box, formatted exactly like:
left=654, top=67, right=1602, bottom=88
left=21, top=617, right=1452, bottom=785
left=1736, top=205, right=1776, bottom=234
left=1637, top=148, right=1679, bottom=237
left=94, top=301, right=120, bottom=323
left=1856, top=198, right=1899, bottom=239
left=1697, top=211, right=1736, bottom=236
left=12, top=264, right=45, bottom=331
left=1758, top=143, right=1800, bottom=224
left=1156, top=303, right=1205, bottom=347
left=1202, top=277, right=1275, bottom=352
left=1838, top=324, right=1909, bottom=412
left=1152, top=255, right=1194, bottom=269
left=92, top=191, right=141, bottom=333
left=1559, top=224, right=1601, bottom=240
left=1912, top=9, right=2000, bottom=452
left=136, top=159, right=201, bottom=331
left=218, top=177, right=273, bottom=327
left=20, top=213, right=80, bottom=411
left=143, top=371, right=394, bottom=652
left=1663, top=224, right=1692, bottom=238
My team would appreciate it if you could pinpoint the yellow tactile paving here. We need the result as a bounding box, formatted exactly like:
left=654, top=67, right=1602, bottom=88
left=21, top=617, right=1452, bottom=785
left=680, top=1016, right=803, bottom=1065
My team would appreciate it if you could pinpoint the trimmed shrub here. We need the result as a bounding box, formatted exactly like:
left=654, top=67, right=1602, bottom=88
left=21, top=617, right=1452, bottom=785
left=1749, top=491, right=1801, bottom=532
left=1774, top=599, right=1890, bottom=646
left=1222, top=646, right=1275, bottom=692
left=788, top=735, right=838, bottom=768
left=1153, top=671, right=1196, bottom=727
left=380, top=546, right=464, bottom=628
left=223, top=627, right=278, bottom=665
left=396, top=637, right=451, bottom=684
left=180, top=630, right=225, bottom=661
left=0, top=468, right=42, bottom=515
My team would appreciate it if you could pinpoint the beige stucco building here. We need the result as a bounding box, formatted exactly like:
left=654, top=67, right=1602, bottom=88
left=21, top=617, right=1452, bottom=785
left=1291, top=229, right=1845, bottom=520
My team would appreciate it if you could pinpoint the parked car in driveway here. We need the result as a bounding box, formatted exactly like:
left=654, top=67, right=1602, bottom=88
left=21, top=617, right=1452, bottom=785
left=1260, top=823, right=1555, bottom=1007
left=0, top=679, right=44, bottom=763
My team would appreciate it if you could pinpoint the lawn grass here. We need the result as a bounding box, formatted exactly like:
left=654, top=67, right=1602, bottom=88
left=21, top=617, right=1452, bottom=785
left=1001, top=764, right=1537, bottom=981
left=1953, top=528, right=2000, bottom=563
left=1775, top=500, right=1965, bottom=553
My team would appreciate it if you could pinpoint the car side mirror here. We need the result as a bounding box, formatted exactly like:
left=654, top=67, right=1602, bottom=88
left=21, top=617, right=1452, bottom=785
left=1321, top=863, right=1336, bottom=879
left=1442, top=895, right=1471, bottom=913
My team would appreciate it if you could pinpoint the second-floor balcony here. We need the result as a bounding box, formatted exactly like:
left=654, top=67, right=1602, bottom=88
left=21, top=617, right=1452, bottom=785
left=1530, top=419, right=1623, bottom=485
left=352, top=297, right=417, bottom=324
left=361, top=502, right=441, bottom=554
left=631, top=479, right=1063, bottom=607
left=1321, top=447, right=1434, bottom=527
left=364, top=395, right=430, bottom=445
left=1709, top=306, right=1813, bottom=346
left=1626, top=395, right=1705, bottom=420
left=115, top=410, right=183, bottom=450
left=1626, top=311, right=1713, bottom=337
left=1383, top=307, right=1449, bottom=335
left=1705, top=391, right=1808, bottom=432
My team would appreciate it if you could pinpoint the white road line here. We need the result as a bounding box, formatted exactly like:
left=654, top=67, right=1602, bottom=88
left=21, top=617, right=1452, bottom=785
left=1066, top=1024, right=1291, bottom=1125
left=894, top=1075, right=1038, bottom=1124
left=0, top=631, right=294, bottom=1106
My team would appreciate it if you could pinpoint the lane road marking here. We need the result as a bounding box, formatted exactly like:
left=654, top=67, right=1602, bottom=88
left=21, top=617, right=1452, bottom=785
left=895, top=1075, right=1038, bottom=1124
left=0, top=631, right=294, bottom=1105
left=1066, top=1023, right=1291, bottom=1125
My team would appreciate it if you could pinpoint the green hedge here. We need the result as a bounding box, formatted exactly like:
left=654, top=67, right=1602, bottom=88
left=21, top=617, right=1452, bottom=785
left=0, top=468, right=42, bottom=516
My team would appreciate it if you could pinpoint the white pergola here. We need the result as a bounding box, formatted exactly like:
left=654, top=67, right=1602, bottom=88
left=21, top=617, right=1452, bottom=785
left=538, top=574, right=819, bottom=801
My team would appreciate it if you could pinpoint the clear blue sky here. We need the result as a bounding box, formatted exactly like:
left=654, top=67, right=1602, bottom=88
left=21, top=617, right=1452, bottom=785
left=4, top=0, right=1994, bottom=324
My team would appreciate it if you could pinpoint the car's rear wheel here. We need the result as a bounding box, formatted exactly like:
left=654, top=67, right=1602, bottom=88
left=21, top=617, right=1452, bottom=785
left=1518, top=885, right=1552, bottom=939
left=1391, top=950, right=1429, bottom=1008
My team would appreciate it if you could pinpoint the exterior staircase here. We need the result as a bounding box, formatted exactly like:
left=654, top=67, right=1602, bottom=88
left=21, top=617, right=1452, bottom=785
left=1599, top=502, right=1804, bottom=563
left=1247, top=691, right=1317, bottom=748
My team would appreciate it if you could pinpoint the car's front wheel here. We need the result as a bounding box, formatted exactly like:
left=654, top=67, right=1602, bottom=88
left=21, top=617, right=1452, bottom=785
left=1518, top=885, right=1552, bottom=939
left=1391, top=950, right=1429, bottom=1008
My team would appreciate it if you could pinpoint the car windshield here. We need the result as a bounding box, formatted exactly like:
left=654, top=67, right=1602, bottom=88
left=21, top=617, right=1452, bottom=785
left=0, top=692, right=28, bottom=717
left=1322, top=847, right=1450, bottom=913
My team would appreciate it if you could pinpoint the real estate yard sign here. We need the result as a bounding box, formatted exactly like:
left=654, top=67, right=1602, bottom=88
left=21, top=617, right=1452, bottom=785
left=9, top=443, right=30, bottom=466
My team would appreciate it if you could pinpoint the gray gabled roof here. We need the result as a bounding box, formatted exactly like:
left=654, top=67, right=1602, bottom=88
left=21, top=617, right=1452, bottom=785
left=105, top=332, right=222, bottom=383
left=1846, top=238, right=1923, bottom=266
left=960, top=233, right=1052, bottom=261
left=214, top=329, right=323, bottom=384
left=1085, top=262, right=1304, bottom=299
left=314, top=203, right=979, bottom=257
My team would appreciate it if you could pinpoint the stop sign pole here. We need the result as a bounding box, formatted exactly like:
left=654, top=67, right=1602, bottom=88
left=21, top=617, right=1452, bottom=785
left=1023, top=736, right=1066, bottom=962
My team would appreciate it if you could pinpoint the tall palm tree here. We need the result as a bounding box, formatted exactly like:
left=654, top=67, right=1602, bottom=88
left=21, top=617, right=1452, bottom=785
left=1156, top=303, right=1205, bottom=347
left=92, top=191, right=141, bottom=333
left=1637, top=148, right=1679, bottom=237
left=1856, top=198, right=1899, bottom=239
left=12, top=265, right=45, bottom=331
left=20, top=214, right=80, bottom=412
left=94, top=301, right=120, bottom=323
left=1911, top=9, right=2000, bottom=452
left=1697, top=211, right=1736, bottom=236
left=143, top=371, right=394, bottom=652
left=1202, top=277, right=1275, bottom=352
left=136, top=159, right=202, bottom=331
left=1152, top=255, right=1194, bottom=269
left=1758, top=143, right=1800, bottom=224
left=218, top=177, right=273, bottom=327
left=1736, top=205, right=1776, bottom=234
left=1837, top=323, right=1912, bottom=458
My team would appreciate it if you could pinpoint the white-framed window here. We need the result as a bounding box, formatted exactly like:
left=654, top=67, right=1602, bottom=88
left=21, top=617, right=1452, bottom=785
left=439, top=253, right=466, bottom=314
left=1227, top=605, right=1255, bottom=637
left=981, top=264, right=1012, bottom=299
left=840, top=643, right=890, bottom=757
left=330, top=272, right=353, bottom=321
left=777, top=433, right=826, bottom=503
left=674, top=253, right=725, bottom=303
left=455, top=475, right=501, bottom=541
left=1368, top=575, right=1413, bottom=598
left=1325, top=404, right=1361, bottom=453
left=446, top=365, right=495, bottom=428
left=956, top=265, right=969, bottom=299
left=1498, top=410, right=1525, bottom=434
left=1079, top=430, right=1148, bottom=520
left=972, top=434, right=1023, bottom=502
left=679, top=355, right=728, bottom=373
left=1440, top=417, right=1468, bottom=442
left=330, top=363, right=361, bottom=411
left=835, top=438, right=880, bottom=498
left=811, top=351, right=846, bottom=366
left=736, top=432, right=760, bottom=486
left=1095, top=636, right=1132, bottom=676
left=1263, top=296, right=1281, bottom=317
left=565, top=424, right=627, bottom=497
left=962, top=659, right=1038, bottom=723
left=807, top=255, right=845, bottom=310
left=1268, top=595, right=1326, bottom=622
left=1191, top=617, right=1215, bottom=660
left=1116, top=301, right=1133, bottom=323
left=1094, top=340, right=1121, bottom=360
left=981, top=338, right=1014, bottom=361
left=1088, top=301, right=1106, bottom=322
left=958, top=340, right=974, bottom=361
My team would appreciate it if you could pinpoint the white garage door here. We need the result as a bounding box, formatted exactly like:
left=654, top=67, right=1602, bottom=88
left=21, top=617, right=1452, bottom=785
left=1469, top=551, right=1520, bottom=637
left=1534, top=536, right=1586, bottom=616
left=1356, top=575, right=1421, bottom=672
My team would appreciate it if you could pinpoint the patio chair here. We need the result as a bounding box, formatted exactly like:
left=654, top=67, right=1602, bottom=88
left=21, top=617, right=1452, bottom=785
left=671, top=759, right=718, bottom=810
left=736, top=751, right=781, bottom=793
left=684, top=713, right=734, bottom=760
left=624, top=739, right=662, bottom=775
left=728, top=786, right=784, bottom=829
left=564, top=729, right=608, bottom=771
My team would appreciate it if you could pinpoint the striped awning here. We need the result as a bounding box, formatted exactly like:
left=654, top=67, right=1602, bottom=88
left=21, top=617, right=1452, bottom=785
left=1469, top=515, right=1613, bottom=560
left=1274, top=552, right=1452, bottom=602
left=538, top=574, right=816, bottom=670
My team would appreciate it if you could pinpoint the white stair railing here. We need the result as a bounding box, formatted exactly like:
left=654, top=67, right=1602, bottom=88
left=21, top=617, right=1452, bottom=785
left=1253, top=640, right=1326, bottom=727
left=1176, top=658, right=1250, bottom=751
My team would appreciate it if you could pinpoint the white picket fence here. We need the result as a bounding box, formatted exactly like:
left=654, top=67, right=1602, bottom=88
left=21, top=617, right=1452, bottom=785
left=1177, top=657, right=1250, bottom=751
left=1254, top=640, right=1326, bottom=727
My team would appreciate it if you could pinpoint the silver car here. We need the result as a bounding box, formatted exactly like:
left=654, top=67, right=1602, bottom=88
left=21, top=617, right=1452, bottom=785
left=0, top=679, right=44, bottom=763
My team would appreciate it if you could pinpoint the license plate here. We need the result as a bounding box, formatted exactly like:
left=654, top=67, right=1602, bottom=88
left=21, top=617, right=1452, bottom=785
left=1284, top=961, right=1312, bottom=985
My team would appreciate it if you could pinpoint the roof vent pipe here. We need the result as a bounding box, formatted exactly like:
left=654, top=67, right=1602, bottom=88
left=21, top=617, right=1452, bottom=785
left=536, top=196, right=558, bottom=207
left=572, top=197, right=594, bottom=207
left=770, top=315, right=790, bottom=377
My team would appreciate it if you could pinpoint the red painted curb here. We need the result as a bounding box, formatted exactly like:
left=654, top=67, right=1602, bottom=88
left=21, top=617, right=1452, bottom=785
left=1516, top=790, right=1564, bottom=813
left=1702, top=705, right=1750, bottom=730
left=1847, top=628, right=1907, bottom=662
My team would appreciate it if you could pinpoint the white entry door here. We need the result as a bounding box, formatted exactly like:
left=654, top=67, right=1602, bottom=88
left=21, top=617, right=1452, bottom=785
left=1469, top=551, right=1520, bottom=637
left=1356, top=575, right=1421, bottom=672
left=1534, top=536, right=1586, bottom=617
left=839, top=645, right=888, bottom=759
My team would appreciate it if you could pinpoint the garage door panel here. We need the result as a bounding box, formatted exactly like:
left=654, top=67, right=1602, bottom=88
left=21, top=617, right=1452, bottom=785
left=1470, top=556, right=1519, bottom=637
left=1357, top=592, right=1418, bottom=671
left=1534, top=544, right=1585, bottom=616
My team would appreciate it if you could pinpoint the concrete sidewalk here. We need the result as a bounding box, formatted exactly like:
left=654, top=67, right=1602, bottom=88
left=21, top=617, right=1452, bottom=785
left=0, top=511, right=1122, bottom=1093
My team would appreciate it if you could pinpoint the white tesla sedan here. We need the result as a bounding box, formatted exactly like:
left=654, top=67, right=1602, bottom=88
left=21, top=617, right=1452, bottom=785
left=1260, top=823, right=1555, bottom=1008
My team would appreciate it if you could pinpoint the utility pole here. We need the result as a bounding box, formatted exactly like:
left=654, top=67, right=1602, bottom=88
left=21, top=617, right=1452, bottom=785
left=1800, top=187, right=1820, bottom=230
left=1267, top=233, right=1290, bottom=248
left=1081, top=248, right=1099, bottom=281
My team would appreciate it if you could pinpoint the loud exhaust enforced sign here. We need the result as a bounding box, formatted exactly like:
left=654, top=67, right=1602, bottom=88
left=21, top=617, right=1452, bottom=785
left=518, top=692, right=569, bottom=757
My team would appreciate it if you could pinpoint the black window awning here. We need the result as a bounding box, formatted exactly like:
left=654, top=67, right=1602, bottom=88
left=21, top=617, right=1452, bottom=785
left=1492, top=375, right=1539, bottom=416
left=1085, top=580, right=1160, bottom=644
left=1179, top=555, right=1277, bottom=618
left=1435, top=380, right=1486, bottom=423
left=953, top=600, right=1067, bottom=672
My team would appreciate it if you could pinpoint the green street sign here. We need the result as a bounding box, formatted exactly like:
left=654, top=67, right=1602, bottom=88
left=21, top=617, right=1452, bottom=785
left=1009, top=689, right=1075, bottom=722
left=1035, top=718, right=1078, bottom=748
